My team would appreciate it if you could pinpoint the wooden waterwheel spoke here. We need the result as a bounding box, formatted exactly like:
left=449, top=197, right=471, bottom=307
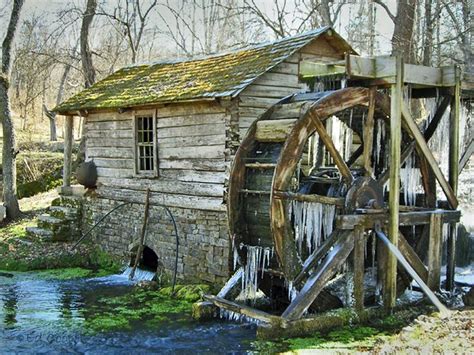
left=281, top=231, right=355, bottom=321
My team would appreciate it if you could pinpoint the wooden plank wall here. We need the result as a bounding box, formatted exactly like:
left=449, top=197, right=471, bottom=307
left=238, top=36, right=345, bottom=139
left=85, top=101, right=228, bottom=211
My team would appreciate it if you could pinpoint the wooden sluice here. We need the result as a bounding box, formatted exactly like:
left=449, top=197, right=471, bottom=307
left=197, top=54, right=470, bottom=338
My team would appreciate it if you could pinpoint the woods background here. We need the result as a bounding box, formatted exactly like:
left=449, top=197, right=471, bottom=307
left=0, top=0, right=469, bottom=163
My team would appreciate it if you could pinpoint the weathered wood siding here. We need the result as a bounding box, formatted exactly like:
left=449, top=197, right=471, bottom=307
left=238, top=36, right=345, bottom=138
left=85, top=101, right=228, bottom=212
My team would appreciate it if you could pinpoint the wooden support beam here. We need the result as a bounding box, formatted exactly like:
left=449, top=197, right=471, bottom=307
left=427, top=213, right=443, bottom=290
left=273, top=190, right=345, bottom=206
left=203, top=295, right=280, bottom=324
left=63, top=115, right=74, bottom=187
left=459, top=138, right=474, bottom=173
left=398, top=232, right=429, bottom=283
left=282, top=232, right=355, bottom=321
left=293, top=230, right=345, bottom=286
left=423, top=96, right=451, bottom=141
left=401, top=104, right=458, bottom=209
left=336, top=210, right=461, bottom=230
left=302, top=56, right=456, bottom=87
left=419, top=154, right=437, bottom=208
left=447, top=66, right=461, bottom=291
left=347, top=144, right=363, bottom=167
left=217, top=268, right=243, bottom=298
left=309, top=112, right=353, bottom=185
left=354, top=226, right=365, bottom=312
left=385, top=55, right=403, bottom=310
left=363, top=88, right=376, bottom=176
left=379, top=95, right=450, bottom=186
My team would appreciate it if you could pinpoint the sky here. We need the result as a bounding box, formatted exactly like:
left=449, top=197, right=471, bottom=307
left=0, top=0, right=398, bottom=58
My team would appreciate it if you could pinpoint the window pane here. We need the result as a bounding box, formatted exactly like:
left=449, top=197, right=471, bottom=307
left=136, top=116, right=155, bottom=172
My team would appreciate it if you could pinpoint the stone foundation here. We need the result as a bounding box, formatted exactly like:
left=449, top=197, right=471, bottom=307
left=82, top=195, right=231, bottom=285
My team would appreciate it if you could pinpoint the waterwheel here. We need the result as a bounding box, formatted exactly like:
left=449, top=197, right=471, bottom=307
left=207, top=86, right=460, bottom=324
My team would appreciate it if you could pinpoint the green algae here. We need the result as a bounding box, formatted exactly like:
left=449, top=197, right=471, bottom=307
left=252, top=307, right=429, bottom=353
left=36, top=267, right=94, bottom=280
left=83, top=285, right=209, bottom=333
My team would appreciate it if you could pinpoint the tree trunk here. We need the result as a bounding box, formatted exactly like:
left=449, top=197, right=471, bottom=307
left=0, top=80, right=20, bottom=219
left=1, top=0, right=24, bottom=220
left=391, top=0, right=416, bottom=63
left=81, top=0, right=97, bottom=88
left=422, top=0, right=433, bottom=66
left=44, top=61, right=73, bottom=142
left=43, top=105, right=57, bottom=142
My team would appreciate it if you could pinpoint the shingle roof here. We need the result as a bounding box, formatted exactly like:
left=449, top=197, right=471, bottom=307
left=54, top=27, right=352, bottom=113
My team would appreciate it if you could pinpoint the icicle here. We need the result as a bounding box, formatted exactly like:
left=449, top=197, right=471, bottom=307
left=371, top=231, right=376, bottom=280
left=288, top=281, right=299, bottom=301
left=240, top=244, right=273, bottom=303
left=322, top=204, right=335, bottom=238
left=400, top=152, right=420, bottom=206
left=292, top=201, right=336, bottom=256
left=219, top=308, right=262, bottom=325
left=375, top=119, right=386, bottom=165
left=341, top=77, right=347, bottom=89
left=312, top=134, right=319, bottom=170
left=344, top=271, right=355, bottom=307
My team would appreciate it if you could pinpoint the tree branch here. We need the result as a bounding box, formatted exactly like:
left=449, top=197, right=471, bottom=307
left=373, top=0, right=395, bottom=22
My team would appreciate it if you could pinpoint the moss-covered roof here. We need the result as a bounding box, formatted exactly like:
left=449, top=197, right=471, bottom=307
left=55, top=27, right=352, bottom=113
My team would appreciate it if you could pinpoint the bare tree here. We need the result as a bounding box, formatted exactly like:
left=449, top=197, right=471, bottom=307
left=374, top=0, right=417, bottom=62
left=81, top=0, right=97, bottom=88
left=98, top=0, right=158, bottom=64
left=1, top=0, right=25, bottom=220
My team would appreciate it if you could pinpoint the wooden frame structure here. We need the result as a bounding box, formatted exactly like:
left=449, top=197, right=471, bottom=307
left=199, top=53, right=469, bottom=336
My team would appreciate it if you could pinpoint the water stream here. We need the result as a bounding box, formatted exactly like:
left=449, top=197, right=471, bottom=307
left=0, top=271, right=256, bottom=354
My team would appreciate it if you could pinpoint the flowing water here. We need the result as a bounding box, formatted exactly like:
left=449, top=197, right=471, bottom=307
left=0, top=271, right=256, bottom=354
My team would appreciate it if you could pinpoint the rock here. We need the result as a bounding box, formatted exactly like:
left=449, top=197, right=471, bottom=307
left=192, top=301, right=217, bottom=321
left=462, top=287, right=474, bottom=307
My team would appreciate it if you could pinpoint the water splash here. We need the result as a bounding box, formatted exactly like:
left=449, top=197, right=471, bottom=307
left=121, top=267, right=156, bottom=282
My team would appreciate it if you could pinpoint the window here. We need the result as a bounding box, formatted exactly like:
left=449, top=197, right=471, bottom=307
left=134, top=113, right=158, bottom=176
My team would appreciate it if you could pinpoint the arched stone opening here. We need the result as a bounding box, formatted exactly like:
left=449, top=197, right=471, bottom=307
left=129, top=245, right=159, bottom=272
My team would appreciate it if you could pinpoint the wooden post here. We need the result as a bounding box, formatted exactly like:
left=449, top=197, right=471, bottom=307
left=447, top=66, right=461, bottom=291
left=384, top=55, right=403, bottom=310
left=63, top=115, right=74, bottom=187
left=427, top=213, right=443, bottom=290
left=354, top=226, right=365, bottom=312
left=363, top=87, right=376, bottom=177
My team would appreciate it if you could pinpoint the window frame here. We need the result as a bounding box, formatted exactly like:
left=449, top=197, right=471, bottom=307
left=133, top=110, right=159, bottom=177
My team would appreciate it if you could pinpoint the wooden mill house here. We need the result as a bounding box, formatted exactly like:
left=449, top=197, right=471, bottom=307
left=30, top=27, right=354, bottom=284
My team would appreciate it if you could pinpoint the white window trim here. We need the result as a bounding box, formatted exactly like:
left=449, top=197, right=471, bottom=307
left=133, top=109, right=159, bottom=177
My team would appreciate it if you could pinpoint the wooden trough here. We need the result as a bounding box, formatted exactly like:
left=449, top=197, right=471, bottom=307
left=198, top=54, right=467, bottom=337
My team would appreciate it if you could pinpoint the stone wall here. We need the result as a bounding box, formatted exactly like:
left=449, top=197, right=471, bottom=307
left=82, top=195, right=230, bottom=285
